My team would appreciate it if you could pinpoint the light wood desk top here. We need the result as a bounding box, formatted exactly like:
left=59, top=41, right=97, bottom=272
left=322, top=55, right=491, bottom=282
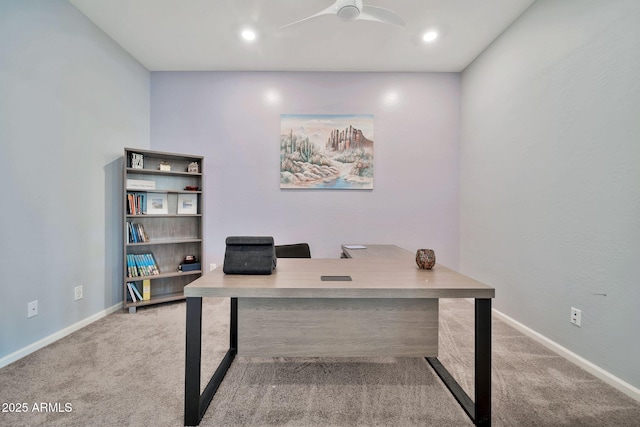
left=184, top=245, right=494, bottom=299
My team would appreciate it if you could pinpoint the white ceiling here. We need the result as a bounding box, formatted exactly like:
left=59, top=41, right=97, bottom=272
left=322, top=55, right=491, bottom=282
left=69, top=0, right=535, bottom=72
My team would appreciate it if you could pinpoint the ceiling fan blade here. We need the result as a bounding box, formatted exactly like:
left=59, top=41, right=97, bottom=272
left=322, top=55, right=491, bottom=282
left=279, top=4, right=337, bottom=29
left=359, top=5, right=405, bottom=27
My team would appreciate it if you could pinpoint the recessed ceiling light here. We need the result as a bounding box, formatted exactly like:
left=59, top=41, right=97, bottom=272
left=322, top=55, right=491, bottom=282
left=241, top=29, right=256, bottom=42
left=422, top=31, right=438, bottom=43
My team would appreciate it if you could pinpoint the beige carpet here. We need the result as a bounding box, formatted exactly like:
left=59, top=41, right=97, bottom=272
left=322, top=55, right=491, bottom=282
left=1, top=298, right=639, bottom=426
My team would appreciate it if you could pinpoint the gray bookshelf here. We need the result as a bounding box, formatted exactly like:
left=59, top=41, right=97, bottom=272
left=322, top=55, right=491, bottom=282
left=123, top=148, right=204, bottom=313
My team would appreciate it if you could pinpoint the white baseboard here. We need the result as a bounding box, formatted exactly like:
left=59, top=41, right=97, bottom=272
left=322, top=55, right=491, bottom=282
left=492, top=308, right=640, bottom=402
left=0, top=302, right=123, bottom=369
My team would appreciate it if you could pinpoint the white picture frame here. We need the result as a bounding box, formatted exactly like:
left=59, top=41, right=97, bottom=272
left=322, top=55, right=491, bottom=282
left=146, top=193, right=168, bottom=215
left=177, top=193, right=198, bottom=215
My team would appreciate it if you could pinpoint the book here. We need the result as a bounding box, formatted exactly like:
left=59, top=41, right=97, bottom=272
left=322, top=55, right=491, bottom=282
left=142, top=279, right=151, bottom=300
left=139, top=193, right=146, bottom=215
left=127, top=222, right=149, bottom=243
left=127, top=283, right=137, bottom=302
left=126, top=254, right=136, bottom=277
left=179, top=262, right=201, bottom=272
left=127, top=222, right=136, bottom=243
left=133, top=254, right=145, bottom=276
left=127, top=252, right=160, bottom=277
left=126, top=192, right=148, bottom=215
left=127, top=193, right=134, bottom=215
left=145, top=253, right=160, bottom=275
left=138, top=223, right=149, bottom=241
left=130, top=282, right=143, bottom=301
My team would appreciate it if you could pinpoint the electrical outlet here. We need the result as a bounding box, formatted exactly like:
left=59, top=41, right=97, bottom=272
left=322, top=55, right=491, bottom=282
left=28, top=300, right=38, bottom=318
left=74, top=286, right=83, bottom=301
left=209, top=263, right=217, bottom=272
left=570, top=307, right=582, bottom=327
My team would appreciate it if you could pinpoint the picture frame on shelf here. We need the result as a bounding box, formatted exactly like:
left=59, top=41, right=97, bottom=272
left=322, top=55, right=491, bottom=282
left=146, top=193, right=168, bottom=215
left=177, top=193, right=198, bottom=215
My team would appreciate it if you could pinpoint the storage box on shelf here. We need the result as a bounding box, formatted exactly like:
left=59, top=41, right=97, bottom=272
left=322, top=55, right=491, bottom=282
left=123, top=148, right=204, bottom=313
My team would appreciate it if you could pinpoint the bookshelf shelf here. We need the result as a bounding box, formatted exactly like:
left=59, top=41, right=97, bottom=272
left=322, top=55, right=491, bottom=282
left=126, top=167, right=202, bottom=176
left=126, top=238, right=202, bottom=247
left=126, top=291, right=188, bottom=309
left=126, top=214, right=203, bottom=219
left=126, top=189, right=203, bottom=194
left=123, top=148, right=204, bottom=313
left=126, top=270, right=202, bottom=281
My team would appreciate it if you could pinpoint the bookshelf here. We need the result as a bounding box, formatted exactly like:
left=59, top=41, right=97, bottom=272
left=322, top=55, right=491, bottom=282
left=123, top=148, right=204, bottom=313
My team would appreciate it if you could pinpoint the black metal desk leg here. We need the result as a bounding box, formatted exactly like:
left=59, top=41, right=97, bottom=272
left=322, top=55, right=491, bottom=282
left=475, top=298, right=491, bottom=426
left=230, top=297, right=237, bottom=350
left=426, top=297, right=492, bottom=426
left=184, top=297, right=238, bottom=426
left=185, top=297, right=203, bottom=426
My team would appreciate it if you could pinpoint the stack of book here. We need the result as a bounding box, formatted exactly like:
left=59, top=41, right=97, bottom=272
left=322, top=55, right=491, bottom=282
left=127, top=192, right=147, bottom=215
left=126, top=280, right=151, bottom=303
left=127, top=222, right=149, bottom=243
left=126, top=253, right=160, bottom=277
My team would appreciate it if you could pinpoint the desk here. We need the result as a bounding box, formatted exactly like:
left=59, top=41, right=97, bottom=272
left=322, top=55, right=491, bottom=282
left=184, top=245, right=494, bottom=426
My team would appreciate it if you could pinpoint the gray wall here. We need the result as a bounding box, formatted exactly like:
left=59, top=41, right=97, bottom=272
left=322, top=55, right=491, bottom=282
left=0, top=0, right=149, bottom=361
left=150, top=72, right=461, bottom=265
left=460, top=0, right=640, bottom=388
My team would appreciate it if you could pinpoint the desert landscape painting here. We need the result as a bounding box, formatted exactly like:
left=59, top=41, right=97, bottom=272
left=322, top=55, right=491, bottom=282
left=280, top=114, right=374, bottom=189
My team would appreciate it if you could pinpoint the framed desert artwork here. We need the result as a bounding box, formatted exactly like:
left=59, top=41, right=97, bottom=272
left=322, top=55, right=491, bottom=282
left=280, top=114, right=374, bottom=189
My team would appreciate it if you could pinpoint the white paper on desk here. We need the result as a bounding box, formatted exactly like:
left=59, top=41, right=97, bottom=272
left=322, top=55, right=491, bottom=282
left=344, top=245, right=367, bottom=249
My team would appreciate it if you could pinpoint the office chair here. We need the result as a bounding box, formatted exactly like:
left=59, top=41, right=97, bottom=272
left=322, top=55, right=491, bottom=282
left=275, top=243, right=311, bottom=258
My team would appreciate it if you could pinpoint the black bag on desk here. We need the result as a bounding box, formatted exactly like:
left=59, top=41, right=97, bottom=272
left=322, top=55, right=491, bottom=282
left=223, top=236, right=277, bottom=275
